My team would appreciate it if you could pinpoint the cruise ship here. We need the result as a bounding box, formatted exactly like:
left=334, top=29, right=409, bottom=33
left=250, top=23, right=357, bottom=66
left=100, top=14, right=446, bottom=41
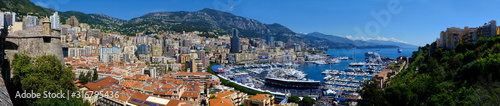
left=264, top=68, right=321, bottom=89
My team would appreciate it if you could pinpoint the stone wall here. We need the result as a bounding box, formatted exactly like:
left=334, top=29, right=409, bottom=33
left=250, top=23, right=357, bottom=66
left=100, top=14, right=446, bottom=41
left=4, top=26, right=63, bottom=78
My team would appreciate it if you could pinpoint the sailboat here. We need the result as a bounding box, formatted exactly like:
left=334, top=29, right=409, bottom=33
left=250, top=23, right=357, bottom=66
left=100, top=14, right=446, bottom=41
left=398, top=48, right=402, bottom=53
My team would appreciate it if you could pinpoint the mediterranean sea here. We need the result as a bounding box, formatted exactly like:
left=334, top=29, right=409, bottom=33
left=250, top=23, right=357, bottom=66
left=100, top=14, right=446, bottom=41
left=299, top=48, right=419, bottom=83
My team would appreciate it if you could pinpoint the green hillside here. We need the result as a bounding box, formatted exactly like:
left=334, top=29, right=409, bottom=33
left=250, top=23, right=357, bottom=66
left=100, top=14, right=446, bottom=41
left=0, top=0, right=55, bottom=17
left=359, top=35, right=500, bottom=105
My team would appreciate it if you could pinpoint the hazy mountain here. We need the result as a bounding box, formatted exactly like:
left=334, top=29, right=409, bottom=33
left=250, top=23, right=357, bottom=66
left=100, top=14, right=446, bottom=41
left=302, top=32, right=417, bottom=48
left=362, top=40, right=419, bottom=48
left=302, top=32, right=354, bottom=44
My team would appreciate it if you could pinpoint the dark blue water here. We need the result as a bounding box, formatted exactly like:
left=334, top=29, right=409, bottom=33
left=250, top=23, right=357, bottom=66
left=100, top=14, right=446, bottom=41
left=298, top=48, right=418, bottom=82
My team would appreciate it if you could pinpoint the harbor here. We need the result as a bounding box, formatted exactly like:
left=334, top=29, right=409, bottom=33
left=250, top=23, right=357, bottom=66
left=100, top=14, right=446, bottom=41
left=213, top=48, right=416, bottom=104
left=306, top=48, right=415, bottom=105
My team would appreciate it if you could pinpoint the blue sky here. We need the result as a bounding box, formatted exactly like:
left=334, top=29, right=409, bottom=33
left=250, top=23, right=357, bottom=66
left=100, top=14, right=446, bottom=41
left=31, top=0, right=500, bottom=46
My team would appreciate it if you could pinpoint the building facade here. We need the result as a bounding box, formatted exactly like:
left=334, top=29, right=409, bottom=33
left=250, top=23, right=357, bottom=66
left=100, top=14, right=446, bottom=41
left=50, top=12, right=60, bottom=30
left=230, top=28, right=240, bottom=53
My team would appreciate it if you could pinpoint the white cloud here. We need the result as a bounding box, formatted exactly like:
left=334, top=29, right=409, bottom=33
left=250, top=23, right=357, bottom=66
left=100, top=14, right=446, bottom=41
left=345, top=35, right=409, bottom=44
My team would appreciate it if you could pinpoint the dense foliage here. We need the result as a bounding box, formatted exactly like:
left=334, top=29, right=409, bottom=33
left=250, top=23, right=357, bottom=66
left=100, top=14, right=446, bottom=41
left=359, top=35, right=500, bottom=105
left=0, top=0, right=54, bottom=18
left=78, top=71, right=94, bottom=85
left=289, top=95, right=301, bottom=103
left=8, top=53, right=90, bottom=106
left=287, top=95, right=316, bottom=106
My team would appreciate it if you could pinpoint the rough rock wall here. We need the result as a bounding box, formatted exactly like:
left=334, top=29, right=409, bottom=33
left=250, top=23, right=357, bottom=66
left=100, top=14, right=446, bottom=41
left=4, top=26, right=63, bottom=78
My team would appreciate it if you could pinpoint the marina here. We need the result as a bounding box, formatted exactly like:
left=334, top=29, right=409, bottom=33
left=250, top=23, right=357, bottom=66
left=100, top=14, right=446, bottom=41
left=214, top=48, right=416, bottom=104
left=296, top=48, right=417, bottom=105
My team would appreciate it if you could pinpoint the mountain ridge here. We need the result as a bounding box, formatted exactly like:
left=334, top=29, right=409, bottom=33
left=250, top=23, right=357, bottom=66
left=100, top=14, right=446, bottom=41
left=2, top=0, right=412, bottom=49
left=302, top=32, right=418, bottom=48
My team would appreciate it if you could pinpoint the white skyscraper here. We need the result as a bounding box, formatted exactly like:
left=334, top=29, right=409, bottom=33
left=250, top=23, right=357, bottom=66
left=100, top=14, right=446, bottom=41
left=50, top=12, right=60, bottom=30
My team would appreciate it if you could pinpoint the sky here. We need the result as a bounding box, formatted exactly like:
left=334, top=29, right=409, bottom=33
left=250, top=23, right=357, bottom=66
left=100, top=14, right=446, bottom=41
left=31, top=0, right=500, bottom=46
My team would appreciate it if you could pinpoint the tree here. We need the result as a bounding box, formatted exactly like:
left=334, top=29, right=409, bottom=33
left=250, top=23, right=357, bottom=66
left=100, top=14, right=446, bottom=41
left=210, top=95, right=216, bottom=99
left=289, top=95, right=301, bottom=103
left=79, top=72, right=88, bottom=84
left=302, top=96, right=316, bottom=106
left=358, top=79, right=388, bottom=106
left=86, top=70, right=93, bottom=82
left=93, top=69, right=98, bottom=81
left=240, top=103, right=246, bottom=106
left=9, top=53, right=89, bottom=105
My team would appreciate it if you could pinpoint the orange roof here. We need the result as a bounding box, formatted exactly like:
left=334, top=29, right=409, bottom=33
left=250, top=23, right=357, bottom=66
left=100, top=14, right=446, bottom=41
left=101, top=89, right=131, bottom=102
left=143, top=86, right=154, bottom=91
left=128, top=92, right=183, bottom=106
left=153, top=89, right=171, bottom=96
left=84, top=76, right=119, bottom=91
left=249, top=94, right=271, bottom=101
left=210, top=98, right=234, bottom=106
left=124, top=76, right=133, bottom=80
left=132, top=82, right=144, bottom=89
left=161, top=84, right=175, bottom=89
left=214, top=91, right=235, bottom=99
left=128, top=92, right=149, bottom=104
left=121, top=80, right=137, bottom=88
left=181, top=91, right=200, bottom=98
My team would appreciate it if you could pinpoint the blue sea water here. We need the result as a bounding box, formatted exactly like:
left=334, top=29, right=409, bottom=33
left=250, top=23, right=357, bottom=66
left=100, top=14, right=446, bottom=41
left=298, top=48, right=418, bottom=82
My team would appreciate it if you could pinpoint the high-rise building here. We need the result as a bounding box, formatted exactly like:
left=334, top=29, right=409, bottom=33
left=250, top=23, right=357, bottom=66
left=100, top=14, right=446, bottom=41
left=275, top=41, right=284, bottom=47
left=439, top=26, right=477, bottom=49
left=230, top=28, right=240, bottom=53
left=100, top=47, right=122, bottom=63
left=151, top=44, right=162, bottom=56
left=4, top=12, right=16, bottom=26
left=164, top=45, right=176, bottom=57
left=197, top=50, right=207, bottom=67
left=481, top=20, right=497, bottom=38
left=190, top=59, right=200, bottom=72
left=22, top=15, right=38, bottom=30
left=65, top=16, right=79, bottom=27
left=50, top=12, right=60, bottom=30
left=84, top=46, right=92, bottom=56
left=266, top=35, right=274, bottom=47
left=136, top=44, right=151, bottom=55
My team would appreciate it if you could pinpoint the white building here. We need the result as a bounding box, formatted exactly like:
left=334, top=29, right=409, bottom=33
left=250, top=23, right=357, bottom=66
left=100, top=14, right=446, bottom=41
left=50, top=12, right=60, bottom=30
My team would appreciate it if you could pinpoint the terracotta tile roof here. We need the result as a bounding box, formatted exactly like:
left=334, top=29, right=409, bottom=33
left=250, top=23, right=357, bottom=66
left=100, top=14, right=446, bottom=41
left=143, top=86, right=154, bottom=92
left=101, top=89, right=131, bottom=102
left=210, top=98, right=234, bottom=106
left=249, top=94, right=271, bottom=101
left=214, top=91, right=235, bottom=99
left=128, top=92, right=183, bottom=106
left=128, top=92, right=149, bottom=104
left=161, top=84, right=175, bottom=89
left=132, top=82, right=144, bottom=89
left=153, top=89, right=170, bottom=95
left=84, top=76, right=119, bottom=91
left=121, top=80, right=136, bottom=88
left=124, top=76, right=133, bottom=80
left=119, top=90, right=134, bottom=96
left=181, top=104, right=192, bottom=106
left=181, top=91, right=200, bottom=98
left=165, top=100, right=182, bottom=106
